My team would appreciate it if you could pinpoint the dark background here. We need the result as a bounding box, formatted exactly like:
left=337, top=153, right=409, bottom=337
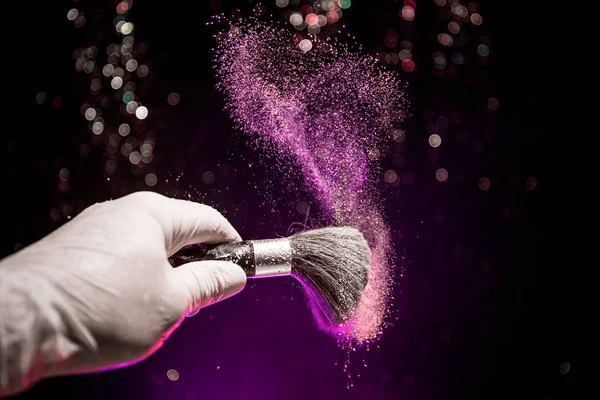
left=3, top=1, right=564, bottom=399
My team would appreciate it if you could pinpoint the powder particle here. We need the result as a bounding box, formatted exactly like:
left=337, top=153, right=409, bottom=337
left=213, top=17, right=407, bottom=345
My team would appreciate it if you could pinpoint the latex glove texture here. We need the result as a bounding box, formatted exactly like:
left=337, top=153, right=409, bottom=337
left=0, top=192, right=246, bottom=396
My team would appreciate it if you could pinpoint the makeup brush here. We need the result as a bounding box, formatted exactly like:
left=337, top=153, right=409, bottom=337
left=169, top=226, right=370, bottom=325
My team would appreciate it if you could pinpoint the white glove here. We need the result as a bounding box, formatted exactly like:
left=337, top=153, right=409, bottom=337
left=0, top=192, right=246, bottom=397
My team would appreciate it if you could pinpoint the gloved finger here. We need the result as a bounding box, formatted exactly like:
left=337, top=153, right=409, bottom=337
left=171, top=260, right=246, bottom=316
left=130, top=192, right=241, bottom=255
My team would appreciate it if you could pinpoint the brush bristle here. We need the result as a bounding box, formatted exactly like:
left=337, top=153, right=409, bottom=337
left=289, top=226, right=371, bottom=326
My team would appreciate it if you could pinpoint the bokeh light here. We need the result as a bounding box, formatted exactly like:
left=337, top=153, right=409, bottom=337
left=166, top=369, right=179, bottom=381
left=118, top=123, right=130, bottom=137
left=202, top=171, right=216, bottom=184
left=167, top=92, right=181, bottom=105
left=306, top=13, right=318, bottom=25
left=67, top=9, right=79, bottom=21
left=384, top=170, right=398, bottom=184
left=135, top=106, right=149, bottom=119
left=428, top=134, right=442, bottom=147
left=126, top=101, right=138, bottom=114
left=129, top=151, right=142, bottom=165
left=299, top=39, right=313, bottom=52
left=526, top=177, right=537, bottom=190
left=487, top=97, right=499, bottom=110
left=137, top=65, right=149, bottom=77
left=448, top=21, right=460, bottom=34
left=126, top=59, right=138, bottom=72
left=436, top=168, right=448, bottom=182
left=92, top=121, right=104, bottom=135
left=145, top=173, right=158, bottom=187
left=84, top=108, right=97, bottom=121
left=402, top=59, right=415, bottom=72
left=438, top=33, right=453, bottom=46
left=116, top=2, right=130, bottom=14
left=120, top=22, right=134, bottom=35
left=452, top=52, right=464, bottom=65
left=122, top=91, right=135, bottom=104
left=401, top=6, right=415, bottom=21
left=59, top=168, right=70, bottom=182
left=290, top=13, right=303, bottom=25
left=477, top=44, right=490, bottom=56
left=470, top=13, right=483, bottom=25
left=479, top=177, right=491, bottom=191
left=111, top=76, right=123, bottom=89
left=339, top=0, right=351, bottom=9
left=36, top=92, right=46, bottom=104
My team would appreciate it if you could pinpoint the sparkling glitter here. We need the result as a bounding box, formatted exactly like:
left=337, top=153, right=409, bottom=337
left=213, top=18, right=407, bottom=344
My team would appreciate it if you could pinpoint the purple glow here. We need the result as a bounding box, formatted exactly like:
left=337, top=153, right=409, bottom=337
left=214, top=18, right=407, bottom=345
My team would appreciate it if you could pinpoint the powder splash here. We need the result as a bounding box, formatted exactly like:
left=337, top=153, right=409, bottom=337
left=212, top=17, right=407, bottom=345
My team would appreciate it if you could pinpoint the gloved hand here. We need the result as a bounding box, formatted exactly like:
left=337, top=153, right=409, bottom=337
left=0, top=192, right=246, bottom=396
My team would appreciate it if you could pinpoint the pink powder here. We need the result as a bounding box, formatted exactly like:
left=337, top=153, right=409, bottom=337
left=213, top=18, right=407, bottom=345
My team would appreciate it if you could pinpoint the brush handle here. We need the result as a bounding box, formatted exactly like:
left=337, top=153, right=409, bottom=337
left=169, top=241, right=253, bottom=269
left=169, top=239, right=293, bottom=278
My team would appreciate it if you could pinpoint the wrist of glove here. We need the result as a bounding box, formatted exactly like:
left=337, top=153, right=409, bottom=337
left=0, top=268, right=92, bottom=396
left=0, top=192, right=246, bottom=396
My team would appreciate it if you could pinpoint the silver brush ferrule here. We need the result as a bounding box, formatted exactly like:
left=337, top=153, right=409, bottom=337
left=251, top=238, right=292, bottom=277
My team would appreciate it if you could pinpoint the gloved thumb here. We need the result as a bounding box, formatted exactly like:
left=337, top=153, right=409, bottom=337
left=171, top=260, right=246, bottom=316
